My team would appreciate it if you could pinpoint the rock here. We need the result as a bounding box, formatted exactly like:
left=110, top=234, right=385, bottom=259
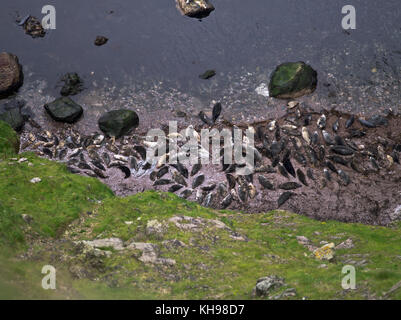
left=22, top=16, right=45, bottom=38
left=296, top=235, right=310, bottom=245
left=80, top=238, right=125, bottom=251
left=296, top=235, right=317, bottom=252
left=60, top=73, right=83, bottom=96
left=390, top=205, right=401, bottom=221
left=335, top=239, right=354, bottom=250
left=162, top=239, right=187, bottom=249
left=273, top=288, right=297, bottom=299
left=199, top=70, right=216, bottom=80
left=255, top=83, right=270, bottom=97
left=287, top=101, right=299, bottom=109
left=0, top=52, right=24, bottom=98
left=313, top=243, right=335, bottom=261
left=98, top=109, right=139, bottom=138
left=44, top=97, right=83, bottom=123
left=0, top=100, right=26, bottom=131
left=127, top=242, right=176, bottom=266
left=253, top=275, right=285, bottom=297
left=146, top=219, right=165, bottom=235
left=268, top=61, right=317, bottom=99
left=176, top=0, right=215, bottom=19
left=22, top=214, right=34, bottom=224
left=94, top=36, right=108, bottom=46
left=29, top=177, right=41, bottom=184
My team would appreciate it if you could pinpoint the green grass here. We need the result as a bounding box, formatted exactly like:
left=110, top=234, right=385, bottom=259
left=0, top=123, right=401, bottom=300
left=0, top=121, right=19, bottom=159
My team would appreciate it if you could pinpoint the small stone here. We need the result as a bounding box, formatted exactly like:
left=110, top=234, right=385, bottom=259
left=30, top=177, right=41, bottom=184
left=287, top=101, right=299, bottom=109
left=255, top=83, right=270, bottom=97
left=313, top=243, right=335, bottom=261
left=177, top=0, right=215, bottom=19
left=80, top=238, right=124, bottom=251
left=22, top=16, right=45, bottom=38
left=335, top=239, right=354, bottom=250
left=199, top=70, right=216, bottom=80
left=146, top=219, right=165, bottom=235
left=22, top=214, right=34, bottom=224
left=253, top=275, right=285, bottom=297
left=94, top=36, right=108, bottom=46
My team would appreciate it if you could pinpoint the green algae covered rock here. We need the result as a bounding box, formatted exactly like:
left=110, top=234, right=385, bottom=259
left=269, top=62, right=317, bottom=99
left=98, top=109, right=139, bottom=138
left=44, top=97, right=83, bottom=123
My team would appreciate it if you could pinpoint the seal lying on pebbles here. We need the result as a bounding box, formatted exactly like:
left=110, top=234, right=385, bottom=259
left=19, top=104, right=401, bottom=226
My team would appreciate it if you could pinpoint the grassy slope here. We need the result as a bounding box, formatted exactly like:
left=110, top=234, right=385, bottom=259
left=0, top=121, right=400, bottom=300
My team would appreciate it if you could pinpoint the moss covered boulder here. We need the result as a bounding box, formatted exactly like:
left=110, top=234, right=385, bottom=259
left=177, top=0, right=215, bottom=19
left=269, top=62, right=317, bottom=99
left=0, top=120, right=19, bottom=158
left=0, top=100, right=25, bottom=132
left=44, top=97, right=83, bottom=123
left=98, top=109, right=139, bottom=138
left=0, top=52, right=23, bottom=98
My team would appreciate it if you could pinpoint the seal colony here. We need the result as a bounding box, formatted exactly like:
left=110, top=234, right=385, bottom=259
left=19, top=102, right=401, bottom=226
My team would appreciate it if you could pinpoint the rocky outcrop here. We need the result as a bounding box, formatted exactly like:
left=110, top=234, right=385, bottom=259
left=44, top=97, right=83, bottom=123
left=269, top=61, right=317, bottom=99
left=98, top=109, right=139, bottom=138
left=176, top=0, right=215, bottom=19
left=0, top=52, right=23, bottom=98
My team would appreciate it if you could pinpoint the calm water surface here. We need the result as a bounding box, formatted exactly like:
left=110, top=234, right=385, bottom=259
left=1, top=0, right=400, bottom=133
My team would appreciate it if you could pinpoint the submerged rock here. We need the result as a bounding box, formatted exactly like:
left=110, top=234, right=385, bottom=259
left=199, top=69, right=216, bottom=80
left=176, top=0, right=215, bottom=19
left=269, top=61, right=317, bottom=99
left=98, top=109, right=139, bottom=138
left=0, top=52, right=24, bottom=98
left=60, top=73, right=83, bottom=96
left=22, top=16, right=46, bottom=38
left=94, top=36, right=108, bottom=46
left=44, top=97, right=83, bottom=123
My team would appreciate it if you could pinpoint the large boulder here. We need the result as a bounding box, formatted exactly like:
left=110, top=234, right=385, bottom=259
left=0, top=99, right=26, bottom=131
left=268, top=62, right=317, bottom=99
left=98, top=109, right=139, bottom=138
left=44, top=97, right=83, bottom=123
left=0, top=52, right=24, bottom=98
left=176, top=0, right=215, bottom=19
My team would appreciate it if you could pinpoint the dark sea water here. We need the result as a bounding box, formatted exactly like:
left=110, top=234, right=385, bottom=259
left=1, top=0, right=400, bottom=133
